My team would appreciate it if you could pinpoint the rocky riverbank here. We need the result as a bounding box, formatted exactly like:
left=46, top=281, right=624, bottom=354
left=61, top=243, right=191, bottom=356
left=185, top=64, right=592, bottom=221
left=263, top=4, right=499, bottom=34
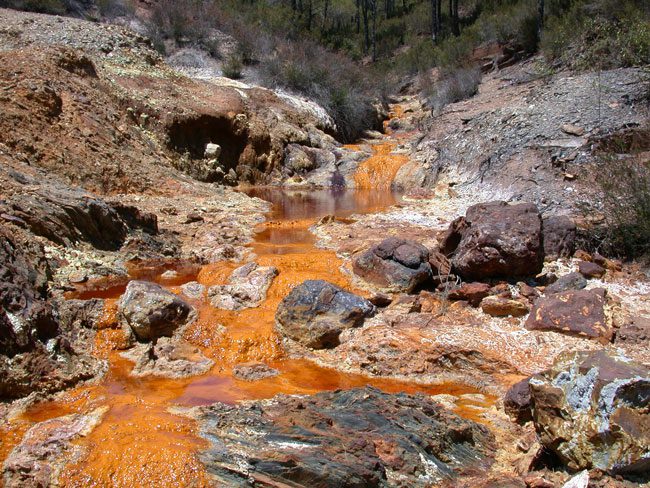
left=1, top=6, right=649, bottom=488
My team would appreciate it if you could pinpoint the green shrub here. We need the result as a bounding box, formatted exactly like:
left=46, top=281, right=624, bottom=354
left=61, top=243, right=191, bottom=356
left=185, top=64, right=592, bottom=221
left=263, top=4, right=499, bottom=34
left=541, top=0, right=650, bottom=69
left=429, top=66, right=482, bottom=112
left=222, top=54, right=243, bottom=79
left=596, top=154, right=650, bottom=258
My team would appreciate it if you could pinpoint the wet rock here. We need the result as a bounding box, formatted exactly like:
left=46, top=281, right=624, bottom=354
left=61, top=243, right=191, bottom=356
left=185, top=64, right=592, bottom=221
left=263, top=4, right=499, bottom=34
left=543, top=272, right=587, bottom=294
left=481, top=296, right=529, bottom=317
left=180, top=281, right=206, bottom=300
left=529, top=350, right=650, bottom=474
left=504, top=378, right=532, bottom=424
left=122, top=338, right=213, bottom=378
left=352, top=237, right=432, bottom=293
left=448, top=282, right=491, bottom=307
left=231, top=362, right=279, bottom=381
left=525, top=288, right=611, bottom=342
left=275, top=280, right=375, bottom=349
left=445, top=201, right=544, bottom=280
left=542, top=215, right=576, bottom=259
left=118, top=280, right=194, bottom=342
left=194, top=387, right=495, bottom=487
left=577, top=261, right=606, bottom=279
left=208, top=262, right=278, bottom=310
left=2, top=407, right=107, bottom=487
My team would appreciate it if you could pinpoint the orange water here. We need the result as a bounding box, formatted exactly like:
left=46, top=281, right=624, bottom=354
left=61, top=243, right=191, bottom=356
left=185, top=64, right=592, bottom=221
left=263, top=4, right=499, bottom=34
left=2, top=107, right=495, bottom=487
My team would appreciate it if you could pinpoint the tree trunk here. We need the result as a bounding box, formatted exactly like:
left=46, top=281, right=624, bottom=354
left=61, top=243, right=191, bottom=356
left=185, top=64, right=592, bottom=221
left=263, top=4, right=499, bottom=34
left=356, top=0, right=361, bottom=34
left=371, top=0, right=377, bottom=60
left=537, top=0, right=544, bottom=37
left=431, top=0, right=440, bottom=42
left=362, top=0, right=370, bottom=53
left=450, top=0, right=459, bottom=36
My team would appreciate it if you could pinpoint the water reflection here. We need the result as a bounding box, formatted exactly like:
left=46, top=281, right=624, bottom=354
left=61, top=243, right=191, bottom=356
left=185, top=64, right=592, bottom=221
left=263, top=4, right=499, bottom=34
left=242, top=187, right=402, bottom=221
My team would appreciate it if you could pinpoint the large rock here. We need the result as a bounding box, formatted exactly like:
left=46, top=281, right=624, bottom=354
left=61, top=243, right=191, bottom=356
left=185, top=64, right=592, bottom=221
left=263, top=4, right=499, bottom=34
left=118, top=281, right=194, bottom=342
left=208, top=262, right=278, bottom=310
left=529, top=350, right=650, bottom=474
left=0, top=225, right=101, bottom=399
left=542, top=215, right=576, bottom=259
left=444, top=201, right=544, bottom=280
left=525, top=288, right=612, bottom=342
left=352, top=237, right=432, bottom=292
left=195, top=387, right=495, bottom=487
left=275, top=280, right=375, bottom=349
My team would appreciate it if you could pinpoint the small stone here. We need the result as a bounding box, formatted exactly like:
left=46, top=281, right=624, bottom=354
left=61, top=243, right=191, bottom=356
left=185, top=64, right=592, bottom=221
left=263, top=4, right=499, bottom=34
left=448, top=282, right=491, bottom=307
left=481, top=296, right=529, bottom=317
left=232, top=362, right=279, bottom=381
left=204, top=143, right=221, bottom=158
left=544, top=272, right=587, bottom=294
left=185, top=212, right=204, bottom=223
left=577, top=260, right=605, bottom=279
left=561, top=124, right=585, bottom=136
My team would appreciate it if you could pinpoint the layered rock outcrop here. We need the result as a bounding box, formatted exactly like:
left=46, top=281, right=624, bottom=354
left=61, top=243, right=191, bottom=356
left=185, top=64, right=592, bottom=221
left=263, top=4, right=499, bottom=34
left=194, top=387, right=495, bottom=487
left=0, top=225, right=102, bottom=399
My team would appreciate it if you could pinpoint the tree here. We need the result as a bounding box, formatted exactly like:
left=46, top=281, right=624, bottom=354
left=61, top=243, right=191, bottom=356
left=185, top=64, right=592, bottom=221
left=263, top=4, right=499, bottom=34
left=431, top=0, right=441, bottom=42
left=537, top=0, right=544, bottom=36
left=449, top=0, right=459, bottom=36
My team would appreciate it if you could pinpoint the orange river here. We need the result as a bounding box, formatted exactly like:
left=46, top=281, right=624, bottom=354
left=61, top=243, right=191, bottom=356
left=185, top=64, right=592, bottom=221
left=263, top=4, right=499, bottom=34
left=0, top=108, right=495, bottom=487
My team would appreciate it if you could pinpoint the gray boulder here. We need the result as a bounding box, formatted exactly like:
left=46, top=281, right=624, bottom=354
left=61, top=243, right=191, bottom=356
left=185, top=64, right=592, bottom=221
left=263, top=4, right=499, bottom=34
left=352, top=237, right=432, bottom=293
left=275, top=280, right=375, bottom=349
left=118, top=281, right=194, bottom=342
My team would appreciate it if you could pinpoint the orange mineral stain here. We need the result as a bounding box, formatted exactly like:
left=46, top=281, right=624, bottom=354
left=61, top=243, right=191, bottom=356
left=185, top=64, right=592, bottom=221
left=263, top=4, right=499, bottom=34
left=354, top=142, right=409, bottom=190
left=3, top=117, right=495, bottom=486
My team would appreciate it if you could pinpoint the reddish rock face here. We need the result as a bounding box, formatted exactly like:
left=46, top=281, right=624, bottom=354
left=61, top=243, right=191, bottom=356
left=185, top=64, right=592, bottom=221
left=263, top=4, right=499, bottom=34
left=541, top=215, right=576, bottom=259
left=448, top=282, right=491, bottom=307
left=529, top=350, right=650, bottom=474
left=577, top=260, right=606, bottom=279
left=195, top=387, right=495, bottom=487
left=504, top=378, right=532, bottom=424
left=352, top=237, right=432, bottom=293
left=443, top=201, right=544, bottom=280
left=525, top=289, right=612, bottom=343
